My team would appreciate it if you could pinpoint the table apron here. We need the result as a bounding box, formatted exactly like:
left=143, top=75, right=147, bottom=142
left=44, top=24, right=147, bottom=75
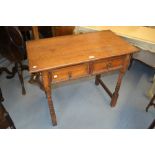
left=40, top=55, right=128, bottom=84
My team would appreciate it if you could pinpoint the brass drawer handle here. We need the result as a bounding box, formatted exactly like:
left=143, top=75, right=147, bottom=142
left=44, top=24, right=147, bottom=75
left=68, top=72, right=72, bottom=79
left=107, top=62, right=113, bottom=69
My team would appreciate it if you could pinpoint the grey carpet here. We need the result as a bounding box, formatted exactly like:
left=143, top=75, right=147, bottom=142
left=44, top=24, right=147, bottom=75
left=0, top=61, right=154, bottom=128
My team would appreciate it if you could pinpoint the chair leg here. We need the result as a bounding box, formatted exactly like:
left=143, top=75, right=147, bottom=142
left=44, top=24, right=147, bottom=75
left=147, top=75, right=155, bottom=99
left=6, top=63, right=18, bottom=79
left=21, top=65, right=29, bottom=71
left=0, top=64, right=17, bottom=79
left=1, top=62, right=27, bottom=95
left=17, top=63, right=26, bottom=95
left=0, top=88, right=4, bottom=102
left=148, top=119, right=155, bottom=129
left=146, top=94, right=155, bottom=112
left=0, top=67, right=13, bottom=76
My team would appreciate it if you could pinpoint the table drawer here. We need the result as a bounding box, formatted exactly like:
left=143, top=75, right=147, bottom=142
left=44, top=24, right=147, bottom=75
left=52, top=64, right=88, bottom=83
left=92, top=56, right=124, bottom=74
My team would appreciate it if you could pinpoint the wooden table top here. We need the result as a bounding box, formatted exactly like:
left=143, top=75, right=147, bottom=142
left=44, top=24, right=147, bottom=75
left=26, top=30, right=139, bottom=73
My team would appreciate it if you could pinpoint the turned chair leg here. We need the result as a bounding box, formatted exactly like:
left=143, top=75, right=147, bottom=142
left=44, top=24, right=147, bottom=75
left=17, top=63, right=26, bottom=95
left=6, top=63, right=28, bottom=79
left=0, top=64, right=17, bottom=79
left=0, top=67, right=13, bottom=76
left=148, top=119, right=155, bottom=129
left=6, top=63, right=18, bottom=79
left=0, top=88, right=4, bottom=102
left=146, top=94, right=155, bottom=112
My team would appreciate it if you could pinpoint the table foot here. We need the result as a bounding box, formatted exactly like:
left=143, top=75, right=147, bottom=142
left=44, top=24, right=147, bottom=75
left=48, top=98, right=57, bottom=126
left=111, top=93, right=119, bottom=107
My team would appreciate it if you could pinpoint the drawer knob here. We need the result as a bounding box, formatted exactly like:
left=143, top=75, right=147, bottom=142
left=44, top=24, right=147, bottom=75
left=68, top=72, right=72, bottom=79
left=107, top=62, right=113, bottom=69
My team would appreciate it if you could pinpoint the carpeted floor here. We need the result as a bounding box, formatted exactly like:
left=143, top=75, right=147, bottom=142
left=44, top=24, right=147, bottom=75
left=0, top=61, right=154, bottom=128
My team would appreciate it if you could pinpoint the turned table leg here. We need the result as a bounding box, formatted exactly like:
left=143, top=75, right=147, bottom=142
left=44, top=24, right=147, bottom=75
left=42, top=71, right=57, bottom=126
left=95, top=55, right=131, bottom=107
left=95, top=75, right=101, bottom=85
left=95, top=69, right=126, bottom=107
left=110, top=70, right=125, bottom=107
left=111, top=55, right=130, bottom=107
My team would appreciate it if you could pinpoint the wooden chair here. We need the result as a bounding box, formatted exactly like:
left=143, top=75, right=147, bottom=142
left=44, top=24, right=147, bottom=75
left=0, top=26, right=28, bottom=95
left=146, top=94, right=155, bottom=129
left=53, top=26, right=75, bottom=36
left=18, top=26, right=32, bottom=41
left=146, top=93, right=155, bottom=112
left=129, top=50, right=155, bottom=98
left=148, top=119, right=155, bottom=129
left=0, top=88, right=16, bottom=129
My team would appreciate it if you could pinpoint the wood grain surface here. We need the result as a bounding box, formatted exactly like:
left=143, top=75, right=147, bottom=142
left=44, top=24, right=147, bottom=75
left=26, top=30, right=139, bottom=73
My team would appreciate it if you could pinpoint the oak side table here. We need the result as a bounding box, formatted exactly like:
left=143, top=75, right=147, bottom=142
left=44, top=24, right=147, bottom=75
left=26, top=30, right=139, bottom=126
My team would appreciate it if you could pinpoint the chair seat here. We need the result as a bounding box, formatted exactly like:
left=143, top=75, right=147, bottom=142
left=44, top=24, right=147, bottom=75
left=0, top=27, right=28, bottom=95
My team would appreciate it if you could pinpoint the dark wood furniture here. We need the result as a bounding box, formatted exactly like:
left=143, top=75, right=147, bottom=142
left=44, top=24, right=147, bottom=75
left=53, top=26, right=75, bottom=36
left=0, top=88, right=16, bottom=129
left=26, top=30, right=139, bottom=126
left=146, top=94, right=155, bottom=112
left=148, top=119, right=155, bottom=129
left=32, top=26, right=75, bottom=39
left=0, top=27, right=28, bottom=95
left=0, top=65, right=14, bottom=77
left=18, top=26, right=32, bottom=41
left=146, top=93, right=155, bottom=129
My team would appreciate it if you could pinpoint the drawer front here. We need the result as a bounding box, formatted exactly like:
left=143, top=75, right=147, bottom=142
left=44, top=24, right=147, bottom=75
left=93, top=56, right=124, bottom=74
left=52, top=64, right=88, bottom=83
left=108, top=56, right=124, bottom=70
